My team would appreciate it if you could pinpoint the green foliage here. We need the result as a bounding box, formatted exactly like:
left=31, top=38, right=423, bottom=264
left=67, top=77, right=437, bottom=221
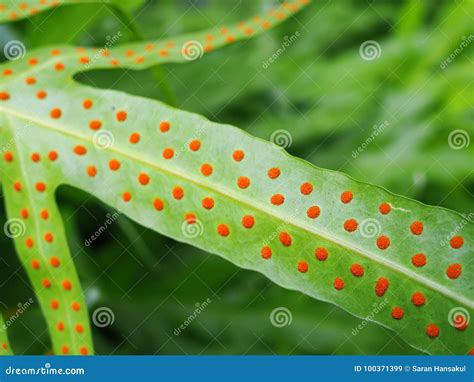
left=0, top=0, right=472, bottom=356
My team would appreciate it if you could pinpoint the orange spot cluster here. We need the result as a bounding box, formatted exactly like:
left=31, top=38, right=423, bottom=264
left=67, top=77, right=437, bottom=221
left=50, top=108, right=62, bottom=119
left=233, top=150, right=244, bottom=162
left=411, top=292, right=426, bottom=306
left=242, top=215, right=255, bottom=229
left=350, top=264, right=364, bottom=277
left=173, top=186, right=184, bottom=200
left=89, top=120, right=102, bottom=130
left=315, top=247, right=328, bottom=261
left=271, top=194, right=284, bottom=206
left=261, top=246, right=272, bottom=259
left=411, top=253, right=426, bottom=267
left=297, top=261, right=308, bottom=273
left=129, top=133, right=140, bottom=144
left=379, top=203, right=391, bottom=215
left=391, top=307, right=404, bottom=320
left=374, top=277, right=389, bottom=296
left=306, top=205, right=320, bottom=219
left=202, top=197, right=214, bottom=210
left=376, top=235, right=390, bottom=250
left=300, top=182, right=313, bottom=195
left=279, top=232, right=292, bottom=247
left=189, top=140, right=201, bottom=151
left=450, top=236, right=463, bottom=249
left=217, top=224, right=230, bottom=237
left=446, top=264, right=462, bottom=279
left=344, top=219, right=358, bottom=232
left=268, top=167, right=280, bottom=179
left=163, top=148, right=174, bottom=160
left=200, top=163, right=212, bottom=176
left=410, top=221, right=423, bottom=235
left=138, top=173, right=150, bottom=185
left=154, top=198, right=164, bottom=211
left=426, top=324, right=439, bottom=338
left=340, top=191, right=353, bottom=204
left=334, top=278, right=344, bottom=290
left=237, top=176, right=250, bottom=189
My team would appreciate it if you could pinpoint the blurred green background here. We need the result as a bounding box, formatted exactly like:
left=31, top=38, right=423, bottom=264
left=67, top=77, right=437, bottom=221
left=1, top=0, right=472, bottom=355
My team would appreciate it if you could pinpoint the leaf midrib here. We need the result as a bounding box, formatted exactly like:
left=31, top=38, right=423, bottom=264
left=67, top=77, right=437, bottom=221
left=1, top=100, right=471, bottom=310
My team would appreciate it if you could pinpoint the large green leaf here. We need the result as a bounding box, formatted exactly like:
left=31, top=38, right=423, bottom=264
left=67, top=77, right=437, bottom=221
left=0, top=0, right=472, bottom=356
